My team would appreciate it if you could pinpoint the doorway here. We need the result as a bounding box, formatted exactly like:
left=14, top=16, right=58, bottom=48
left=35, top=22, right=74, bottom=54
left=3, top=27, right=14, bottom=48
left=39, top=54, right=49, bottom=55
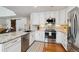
left=11, top=20, right=16, bottom=32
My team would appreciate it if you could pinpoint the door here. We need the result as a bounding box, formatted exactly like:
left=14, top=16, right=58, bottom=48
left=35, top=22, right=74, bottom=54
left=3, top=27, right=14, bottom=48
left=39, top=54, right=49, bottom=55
left=11, top=20, right=16, bottom=31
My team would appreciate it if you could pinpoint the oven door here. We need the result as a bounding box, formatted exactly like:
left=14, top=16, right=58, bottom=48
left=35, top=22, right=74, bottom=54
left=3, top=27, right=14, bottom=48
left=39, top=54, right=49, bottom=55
left=45, top=30, right=56, bottom=39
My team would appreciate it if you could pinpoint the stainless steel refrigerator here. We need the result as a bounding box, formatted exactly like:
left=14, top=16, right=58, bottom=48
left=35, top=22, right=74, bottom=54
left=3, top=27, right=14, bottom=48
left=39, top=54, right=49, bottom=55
left=67, top=7, right=79, bottom=51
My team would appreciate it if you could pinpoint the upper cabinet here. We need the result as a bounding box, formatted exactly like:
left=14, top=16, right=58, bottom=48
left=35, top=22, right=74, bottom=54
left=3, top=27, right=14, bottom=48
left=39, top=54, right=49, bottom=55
left=0, top=7, right=16, bottom=17
left=39, top=13, right=46, bottom=24
left=30, top=11, right=59, bottom=25
left=31, top=13, right=40, bottom=25
left=59, top=9, right=67, bottom=24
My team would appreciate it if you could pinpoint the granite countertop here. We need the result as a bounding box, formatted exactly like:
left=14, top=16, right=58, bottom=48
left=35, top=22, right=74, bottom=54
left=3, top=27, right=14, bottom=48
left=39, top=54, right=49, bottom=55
left=0, top=31, right=28, bottom=44
left=55, top=24, right=68, bottom=34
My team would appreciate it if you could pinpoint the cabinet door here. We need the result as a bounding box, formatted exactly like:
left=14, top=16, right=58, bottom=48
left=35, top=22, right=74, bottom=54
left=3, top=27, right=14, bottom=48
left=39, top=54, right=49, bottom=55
left=5, top=41, right=21, bottom=52
left=39, top=13, right=46, bottom=24
left=56, top=32, right=63, bottom=43
left=35, top=31, right=40, bottom=41
left=31, top=13, right=40, bottom=25
left=57, top=32, right=67, bottom=51
left=59, top=10, right=66, bottom=24
left=4, top=37, right=21, bottom=52
left=29, top=33, right=32, bottom=45
left=35, top=31, right=45, bottom=42
left=44, top=12, right=50, bottom=19
left=39, top=31, right=45, bottom=42
left=29, top=32, right=35, bottom=45
left=62, top=34, right=67, bottom=50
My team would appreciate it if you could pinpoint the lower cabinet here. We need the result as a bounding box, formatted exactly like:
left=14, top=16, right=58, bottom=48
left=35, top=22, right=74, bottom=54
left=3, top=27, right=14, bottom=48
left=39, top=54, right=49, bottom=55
left=62, top=33, right=67, bottom=51
left=29, top=31, right=45, bottom=45
left=35, top=31, right=45, bottom=42
left=21, top=34, right=29, bottom=52
left=56, top=32, right=67, bottom=51
left=3, top=37, right=21, bottom=52
left=1, top=34, right=29, bottom=52
left=29, top=32, right=35, bottom=45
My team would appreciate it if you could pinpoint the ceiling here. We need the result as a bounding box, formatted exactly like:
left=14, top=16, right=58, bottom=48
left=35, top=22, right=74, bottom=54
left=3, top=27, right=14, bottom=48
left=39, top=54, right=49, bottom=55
left=4, top=6, right=68, bottom=17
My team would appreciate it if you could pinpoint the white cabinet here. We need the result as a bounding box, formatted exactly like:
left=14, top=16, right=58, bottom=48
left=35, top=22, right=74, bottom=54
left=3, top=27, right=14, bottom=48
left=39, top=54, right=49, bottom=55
left=39, top=31, right=45, bottom=42
left=29, top=32, right=35, bottom=45
left=59, top=9, right=67, bottom=24
left=31, top=13, right=40, bottom=25
left=35, top=31, right=45, bottom=42
left=61, top=33, right=67, bottom=50
left=3, top=37, right=21, bottom=52
left=56, top=32, right=67, bottom=51
left=39, top=13, right=46, bottom=24
left=31, top=11, right=59, bottom=25
left=0, top=44, right=3, bottom=52
left=35, top=31, right=40, bottom=41
left=56, top=32, right=63, bottom=43
left=44, top=12, right=51, bottom=19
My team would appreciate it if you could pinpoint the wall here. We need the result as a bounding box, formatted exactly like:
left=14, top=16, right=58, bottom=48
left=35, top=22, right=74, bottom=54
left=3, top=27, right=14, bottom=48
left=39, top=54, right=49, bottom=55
left=0, top=19, right=7, bottom=28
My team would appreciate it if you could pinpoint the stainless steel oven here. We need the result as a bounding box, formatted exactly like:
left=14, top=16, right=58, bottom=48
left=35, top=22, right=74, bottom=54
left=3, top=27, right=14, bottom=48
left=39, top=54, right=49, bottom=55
left=45, top=30, right=56, bottom=43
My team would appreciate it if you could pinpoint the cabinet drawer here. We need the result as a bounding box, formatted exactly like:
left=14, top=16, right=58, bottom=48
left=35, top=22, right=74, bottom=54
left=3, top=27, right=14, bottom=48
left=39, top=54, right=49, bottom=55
left=3, top=37, right=21, bottom=49
left=5, top=42, right=21, bottom=52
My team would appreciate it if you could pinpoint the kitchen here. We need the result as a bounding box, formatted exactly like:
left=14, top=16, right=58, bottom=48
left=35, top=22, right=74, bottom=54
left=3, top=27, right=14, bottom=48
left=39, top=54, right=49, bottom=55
left=0, top=6, right=79, bottom=52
